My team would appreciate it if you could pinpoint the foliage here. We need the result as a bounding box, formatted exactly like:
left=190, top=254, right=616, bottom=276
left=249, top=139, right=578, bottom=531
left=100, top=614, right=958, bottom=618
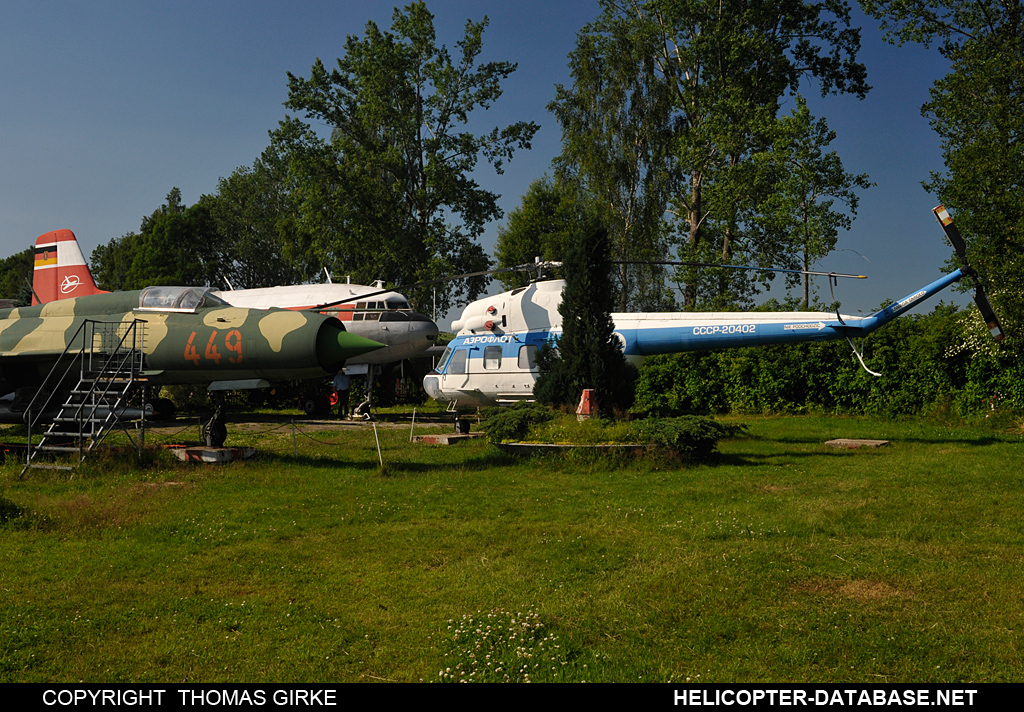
left=202, top=145, right=315, bottom=289
left=629, top=416, right=739, bottom=459
left=485, top=407, right=735, bottom=460
left=633, top=301, right=1023, bottom=416
left=492, top=176, right=585, bottom=290
left=755, top=96, right=873, bottom=307
left=549, top=10, right=676, bottom=311
left=91, top=189, right=225, bottom=291
left=480, top=403, right=555, bottom=444
left=0, top=248, right=33, bottom=306
left=533, top=223, right=635, bottom=411
left=551, top=0, right=870, bottom=310
left=861, top=0, right=1023, bottom=354
left=273, top=2, right=538, bottom=314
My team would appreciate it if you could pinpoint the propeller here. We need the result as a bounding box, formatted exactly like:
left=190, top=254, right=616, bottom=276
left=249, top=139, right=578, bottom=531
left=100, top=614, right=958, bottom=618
left=932, top=205, right=1006, bottom=342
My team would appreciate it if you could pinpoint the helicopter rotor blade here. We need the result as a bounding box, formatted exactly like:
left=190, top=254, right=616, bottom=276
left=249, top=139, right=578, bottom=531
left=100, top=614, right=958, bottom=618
left=932, top=205, right=1005, bottom=342
left=613, top=261, right=867, bottom=280
left=309, top=261, right=562, bottom=311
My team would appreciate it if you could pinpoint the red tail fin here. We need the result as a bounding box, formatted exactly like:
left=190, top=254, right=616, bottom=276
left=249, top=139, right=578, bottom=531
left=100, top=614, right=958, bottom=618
left=32, top=229, right=108, bottom=305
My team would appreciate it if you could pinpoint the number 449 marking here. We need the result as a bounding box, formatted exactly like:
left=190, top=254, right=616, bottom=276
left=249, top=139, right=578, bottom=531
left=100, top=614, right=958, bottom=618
left=184, top=330, right=243, bottom=365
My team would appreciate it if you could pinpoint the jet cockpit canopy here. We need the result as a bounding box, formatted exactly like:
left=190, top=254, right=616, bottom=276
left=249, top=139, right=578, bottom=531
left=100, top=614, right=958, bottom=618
left=137, top=286, right=228, bottom=313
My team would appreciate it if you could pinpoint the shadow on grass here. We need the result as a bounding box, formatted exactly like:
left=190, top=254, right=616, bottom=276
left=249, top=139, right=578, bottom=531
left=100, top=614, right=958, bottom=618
left=762, top=434, right=1007, bottom=447
left=252, top=451, right=384, bottom=472
left=712, top=450, right=865, bottom=467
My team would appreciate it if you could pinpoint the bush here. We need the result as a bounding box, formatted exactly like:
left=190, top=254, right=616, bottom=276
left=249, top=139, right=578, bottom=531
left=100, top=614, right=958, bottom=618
left=631, top=303, right=1018, bottom=418
left=480, top=403, right=555, bottom=443
left=484, top=406, right=737, bottom=462
left=630, top=416, right=740, bottom=459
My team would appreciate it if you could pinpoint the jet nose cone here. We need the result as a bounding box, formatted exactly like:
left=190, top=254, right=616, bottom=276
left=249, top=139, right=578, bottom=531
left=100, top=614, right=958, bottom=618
left=317, top=325, right=384, bottom=372
left=340, top=332, right=386, bottom=356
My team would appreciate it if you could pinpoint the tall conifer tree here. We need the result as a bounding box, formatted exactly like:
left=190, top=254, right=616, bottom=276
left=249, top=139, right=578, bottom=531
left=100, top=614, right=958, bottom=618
left=534, top=223, right=634, bottom=411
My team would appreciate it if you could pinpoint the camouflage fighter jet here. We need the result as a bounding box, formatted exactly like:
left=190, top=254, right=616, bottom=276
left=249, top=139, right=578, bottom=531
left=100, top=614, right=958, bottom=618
left=0, top=284, right=384, bottom=443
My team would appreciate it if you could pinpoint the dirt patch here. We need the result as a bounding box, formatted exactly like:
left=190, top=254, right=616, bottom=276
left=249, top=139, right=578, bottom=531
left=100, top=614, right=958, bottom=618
left=839, top=580, right=906, bottom=602
left=793, top=578, right=908, bottom=602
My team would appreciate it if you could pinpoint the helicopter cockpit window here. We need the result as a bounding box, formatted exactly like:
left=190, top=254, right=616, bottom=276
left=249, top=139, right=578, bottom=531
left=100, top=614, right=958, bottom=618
left=438, top=346, right=452, bottom=369
left=448, top=349, right=467, bottom=375
left=386, top=297, right=410, bottom=310
left=138, top=287, right=224, bottom=313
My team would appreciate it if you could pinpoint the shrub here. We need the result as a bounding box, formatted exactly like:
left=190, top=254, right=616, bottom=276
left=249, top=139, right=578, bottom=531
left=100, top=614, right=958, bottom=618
left=630, top=416, right=740, bottom=459
left=480, top=403, right=555, bottom=443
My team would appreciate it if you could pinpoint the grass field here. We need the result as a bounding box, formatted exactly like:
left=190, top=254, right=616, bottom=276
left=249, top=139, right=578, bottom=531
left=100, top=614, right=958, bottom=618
left=1, top=412, right=1022, bottom=683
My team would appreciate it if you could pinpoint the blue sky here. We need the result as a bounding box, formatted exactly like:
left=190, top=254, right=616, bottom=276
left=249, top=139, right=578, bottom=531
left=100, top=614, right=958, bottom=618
left=0, top=1, right=963, bottom=322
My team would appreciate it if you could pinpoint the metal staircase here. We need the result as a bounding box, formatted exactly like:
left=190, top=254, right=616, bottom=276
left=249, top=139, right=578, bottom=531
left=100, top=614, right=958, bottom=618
left=20, top=319, right=147, bottom=477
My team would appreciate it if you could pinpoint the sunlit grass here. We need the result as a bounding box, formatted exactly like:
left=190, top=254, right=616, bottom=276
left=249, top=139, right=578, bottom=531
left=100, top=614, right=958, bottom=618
left=1, top=414, right=1022, bottom=682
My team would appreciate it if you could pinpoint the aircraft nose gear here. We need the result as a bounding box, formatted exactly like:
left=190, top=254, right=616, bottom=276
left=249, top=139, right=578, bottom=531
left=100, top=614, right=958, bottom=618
left=203, top=395, right=227, bottom=447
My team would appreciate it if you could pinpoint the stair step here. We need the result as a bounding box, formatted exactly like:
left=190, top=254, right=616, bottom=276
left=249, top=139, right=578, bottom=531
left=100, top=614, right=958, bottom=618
left=22, top=330, right=146, bottom=474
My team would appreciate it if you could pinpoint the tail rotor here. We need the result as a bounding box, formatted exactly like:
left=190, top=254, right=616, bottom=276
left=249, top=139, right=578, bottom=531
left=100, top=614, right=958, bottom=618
left=932, top=205, right=1006, bottom=342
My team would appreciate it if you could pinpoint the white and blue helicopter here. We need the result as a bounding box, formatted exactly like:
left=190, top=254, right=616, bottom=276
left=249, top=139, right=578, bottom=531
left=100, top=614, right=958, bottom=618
left=423, top=206, right=1006, bottom=409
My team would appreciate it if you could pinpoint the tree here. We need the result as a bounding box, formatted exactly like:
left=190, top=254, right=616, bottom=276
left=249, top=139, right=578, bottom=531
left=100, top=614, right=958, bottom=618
left=551, top=0, right=870, bottom=310
left=91, top=189, right=225, bottom=291
left=275, top=1, right=539, bottom=314
left=533, top=222, right=635, bottom=412
left=204, top=144, right=315, bottom=289
left=550, top=18, right=676, bottom=311
left=755, top=97, right=872, bottom=307
left=861, top=0, right=1023, bottom=348
left=0, top=248, right=33, bottom=306
left=493, top=176, right=588, bottom=290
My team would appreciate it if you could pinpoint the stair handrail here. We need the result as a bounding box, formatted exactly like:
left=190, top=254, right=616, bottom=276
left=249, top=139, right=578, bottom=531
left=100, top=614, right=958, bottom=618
left=24, top=319, right=146, bottom=456
left=65, top=320, right=147, bottom=432
left=23, top=319, right=103, bottom=434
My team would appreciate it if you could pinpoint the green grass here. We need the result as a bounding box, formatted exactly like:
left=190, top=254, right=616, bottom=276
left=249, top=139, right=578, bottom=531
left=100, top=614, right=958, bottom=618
left=1, top=414, right=1022, bottom=682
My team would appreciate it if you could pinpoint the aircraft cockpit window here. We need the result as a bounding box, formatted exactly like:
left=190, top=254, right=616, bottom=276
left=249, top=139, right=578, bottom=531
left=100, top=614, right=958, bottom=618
left=438, top=346, right=453, bottom=368
left=355, top=300, right=397, bottom=310
left=448, top=349, right=467, bottom=375
left=518, top=345, right=539, bottom=371
left=138, top=286, right=221, bottom=312
left=483, top=346, right=502, bottom=370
